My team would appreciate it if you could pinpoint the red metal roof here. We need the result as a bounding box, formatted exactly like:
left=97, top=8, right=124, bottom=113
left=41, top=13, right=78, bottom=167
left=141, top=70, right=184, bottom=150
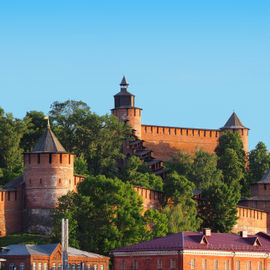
left=111, top=232, right=270, bottom=253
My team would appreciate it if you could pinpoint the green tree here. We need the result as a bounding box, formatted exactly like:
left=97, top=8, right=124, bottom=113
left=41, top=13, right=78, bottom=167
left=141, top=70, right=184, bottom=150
left=162, top=171, right=201, bottom=231
left=143, top=209, right=168, bottom=239
left=165, top=150, right=192, bottom=177
left=49, top=100, right=132, bottom=177
left=215, top=131, right=246, bottom=170
left=163, top=171, right=195, bottom=205
left=248, top=142, right=270, bottom=183
left=0, top=107, right=26, bottom=186
left=52, top=175, right=147, bottom=255
left=20, top=111, right=47, bottom=152
left=190, top=150, right=222, bottom=189
left=163, top=203, right=201, bottom=233
left=199, top=182, right=240, bottom=233
left=121, top=156, right=163, bottom=191
left=217, top=148, right=243, bottom=188
left=74, top=155, right=89, bottom=176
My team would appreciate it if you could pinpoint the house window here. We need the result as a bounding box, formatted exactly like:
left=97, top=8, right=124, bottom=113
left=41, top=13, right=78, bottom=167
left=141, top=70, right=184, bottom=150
left=68, top=265, right=71, bottom=270
left=77, top=264, right=81, bottom=270
left=9, top=264, right=14, bottom=270
left=87, top=265, right=90, bottom=270
left=72, top=264, right=76, bottom=270
left=121, top=260, right=126, bottom=270
left=38, top=263, right=42, bottom=270
left=258, top=261, right=262, bottom=270
left=44, top=263, right=48, bottom=270
left=52, top=263, right=56, bottom=270
left=170, top=258, right=176, bottom=270
left=33, top=263, right=37, bottom=270
left=58, top=264, right=62, bottom=270
left=157, top=259, right=162, bottom=270
left=132, top=260, right=138, bottom=270
left=236, top=261, right=240, bottom=270
left=190, top=259, right=195, bottom=270
left=202, top=259, right=207, bottom=270
left=214, top=260, right=218, bottom=270
left=94, top=265, right=97, bottom=270
left=225, top=260, right=230, bottom=270
left=247, top=261, right=251, bottom=270
left=19, top=263, right=25, bottom=270
left=100, top=266, right=104, bottom=270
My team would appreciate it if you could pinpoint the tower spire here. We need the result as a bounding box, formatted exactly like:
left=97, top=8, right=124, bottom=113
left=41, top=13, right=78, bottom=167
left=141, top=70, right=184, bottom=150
left=120, top=75, right=129, bottom=86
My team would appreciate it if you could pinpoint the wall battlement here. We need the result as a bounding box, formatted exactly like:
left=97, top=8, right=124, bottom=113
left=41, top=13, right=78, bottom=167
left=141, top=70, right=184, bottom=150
left=142, top=124, right=221, bottom=138
left=232, top=205, right=267, bottom=234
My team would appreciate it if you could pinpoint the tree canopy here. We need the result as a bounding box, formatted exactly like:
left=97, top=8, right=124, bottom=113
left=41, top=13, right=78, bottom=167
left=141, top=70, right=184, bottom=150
left=52, top=175, right=167, bottom=254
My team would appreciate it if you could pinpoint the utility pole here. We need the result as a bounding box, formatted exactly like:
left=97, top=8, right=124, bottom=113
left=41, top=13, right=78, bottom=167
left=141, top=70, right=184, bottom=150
left=62, top=219, right=69, bottom=270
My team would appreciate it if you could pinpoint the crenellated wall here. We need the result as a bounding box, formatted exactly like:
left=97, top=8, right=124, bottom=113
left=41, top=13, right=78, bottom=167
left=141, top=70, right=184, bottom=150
left=140, top=125, right=248, bottom=161
left=0, top=185, right=24, bottom=236
left=232, top=206, right=267, bottom=234
left=141, top=125, right=221, bottom=161
left=133, top=186, right=163, bottom=213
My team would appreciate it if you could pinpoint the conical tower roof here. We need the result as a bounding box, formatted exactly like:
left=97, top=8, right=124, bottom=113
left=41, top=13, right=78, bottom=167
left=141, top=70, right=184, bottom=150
left=31, top=127, right=67, bottom=153
left=222, top=112, right=247, bottom=129
left=258, top=168, right=270, bottom=184
left=120, top=75, right=129, bottom=86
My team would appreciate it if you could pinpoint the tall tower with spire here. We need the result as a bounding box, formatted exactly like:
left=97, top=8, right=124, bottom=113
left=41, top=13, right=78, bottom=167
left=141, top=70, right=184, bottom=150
left=111, top=76, right=142, bottom=138
left=221, top=112, right=249, bottom=152
left=23, top=122, right=75, bottom=234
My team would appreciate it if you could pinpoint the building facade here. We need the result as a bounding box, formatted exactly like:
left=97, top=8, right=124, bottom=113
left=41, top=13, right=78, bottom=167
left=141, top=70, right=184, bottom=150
left=111, top=229, right=270, bottom=270
left=0, top=243, right=109, bottom=270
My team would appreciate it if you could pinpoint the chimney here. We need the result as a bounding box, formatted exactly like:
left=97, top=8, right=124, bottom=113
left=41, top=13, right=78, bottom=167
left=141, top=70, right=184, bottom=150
left=240, top=231, right=248, bottom=238
left=203, top=228, right=211, bottom=236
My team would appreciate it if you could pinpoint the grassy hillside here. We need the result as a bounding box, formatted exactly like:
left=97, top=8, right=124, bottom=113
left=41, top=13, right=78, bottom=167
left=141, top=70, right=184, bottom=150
left=0, top=233, right=53, bottom=246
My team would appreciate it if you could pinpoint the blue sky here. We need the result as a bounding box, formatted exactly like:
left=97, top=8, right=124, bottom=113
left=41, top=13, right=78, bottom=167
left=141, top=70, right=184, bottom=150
left=0, top=0, right=269, bottom=150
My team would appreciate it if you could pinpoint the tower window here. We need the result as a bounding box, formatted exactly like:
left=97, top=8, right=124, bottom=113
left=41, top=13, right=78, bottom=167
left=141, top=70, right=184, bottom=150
left=60, top=154, right=62, bottom=163
left=49, top=154, right=52, bottom=164
left=69, top=154, right=71, bottom=164
left=29, top=179, right=32, bottom=184
left=15, top=191, right=17, bottom=200
left=8, top=192, right=10, bottom=201
left=37, top=154, right=40, bottom=164
left=29, top=154, right=31, bottom=164
left=59, top=179, right=61, bottom=184
left=40, top=179, right=42, bottom=184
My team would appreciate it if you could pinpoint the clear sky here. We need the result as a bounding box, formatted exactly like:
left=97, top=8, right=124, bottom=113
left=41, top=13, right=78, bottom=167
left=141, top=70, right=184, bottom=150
left=0, top=0, right=269, bottom=150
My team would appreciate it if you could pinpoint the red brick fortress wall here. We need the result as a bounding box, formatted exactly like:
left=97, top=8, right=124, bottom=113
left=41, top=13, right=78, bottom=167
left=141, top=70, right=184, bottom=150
left=141, top=125, right=221, bottom=161
left=0, top=186, right=23, bottom=236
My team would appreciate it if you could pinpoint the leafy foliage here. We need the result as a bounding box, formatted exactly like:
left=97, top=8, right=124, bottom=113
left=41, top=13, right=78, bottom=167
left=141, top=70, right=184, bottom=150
left=20, top=111, right=47, bottom=152
left=49, top=100, right=132, bottom=177
left=0, top=107, right=26, bottom=186
left=52, top=175, right=164, bottom=254
left=121, top=156, right=163, bottom=191
left=199, top=182, right=240, bottom=232
left=143, top=209, right=168, bottom=239
left=163, top=203, right=201, bottom=233
left=248, top=141, right=270, bottom=183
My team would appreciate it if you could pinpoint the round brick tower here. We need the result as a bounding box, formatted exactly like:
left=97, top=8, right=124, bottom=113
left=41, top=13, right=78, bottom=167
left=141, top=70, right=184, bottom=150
left=220, top=112, right=249, bottom=153
left=111, top=76, right=142, bottom=138
left=23, top=124, right=75, bottom=234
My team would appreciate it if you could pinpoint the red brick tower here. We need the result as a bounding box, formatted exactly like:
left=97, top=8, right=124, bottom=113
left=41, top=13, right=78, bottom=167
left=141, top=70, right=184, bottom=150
left=23, top=122, right=75, bottom=234
left=111, top=76, right=142, bottom=138
left=220, top=112, right=249, bottom=152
